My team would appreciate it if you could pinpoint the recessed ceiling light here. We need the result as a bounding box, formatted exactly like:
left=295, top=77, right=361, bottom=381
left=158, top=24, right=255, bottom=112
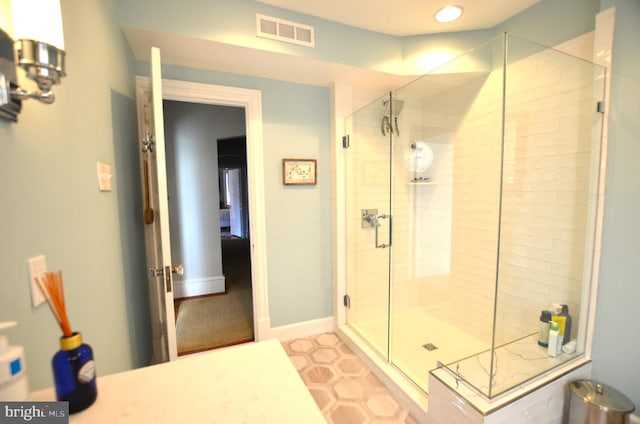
left=434, top=5, right=464, bottom=23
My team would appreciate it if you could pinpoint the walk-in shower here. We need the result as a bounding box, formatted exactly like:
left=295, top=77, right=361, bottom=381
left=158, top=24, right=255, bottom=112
left=342, top=33, right=605, bottom=400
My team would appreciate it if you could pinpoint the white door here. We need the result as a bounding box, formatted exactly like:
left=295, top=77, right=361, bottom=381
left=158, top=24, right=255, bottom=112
left=136, top=47, right=179, bottom=363
left=228, top=168, right=243, bottom=238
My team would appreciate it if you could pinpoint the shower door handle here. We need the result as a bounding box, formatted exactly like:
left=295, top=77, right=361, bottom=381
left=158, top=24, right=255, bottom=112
left=375, top=214, right=392, bottom=249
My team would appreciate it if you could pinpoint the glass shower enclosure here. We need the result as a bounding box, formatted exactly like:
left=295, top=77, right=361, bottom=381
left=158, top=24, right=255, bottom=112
left=344, top=33, right=605, bottom=398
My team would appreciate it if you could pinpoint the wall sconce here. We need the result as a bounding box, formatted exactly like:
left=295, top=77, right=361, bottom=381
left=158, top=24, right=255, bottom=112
left=0, top=0, right=66, bottom=122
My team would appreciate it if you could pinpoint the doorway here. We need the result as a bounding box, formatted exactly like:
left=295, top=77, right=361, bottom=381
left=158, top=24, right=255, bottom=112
left=218, top=136, right=249, bottom=239
left=135, top=75, right=269, bottom=361
left=161, top=101, right=254, bottom=355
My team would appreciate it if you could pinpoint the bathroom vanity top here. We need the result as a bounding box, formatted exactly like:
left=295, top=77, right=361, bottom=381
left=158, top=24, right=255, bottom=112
left=30, top=339, right=325, bottom=423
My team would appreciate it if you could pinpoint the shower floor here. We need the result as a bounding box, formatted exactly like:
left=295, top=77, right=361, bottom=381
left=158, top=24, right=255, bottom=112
left=351, top=307, right=581, bottom=396
left=352, top=306, right=490, bottom=393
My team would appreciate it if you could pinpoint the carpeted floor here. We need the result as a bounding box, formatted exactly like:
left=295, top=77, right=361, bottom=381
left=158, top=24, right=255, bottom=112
left=175, top=238, right=254, bottom=355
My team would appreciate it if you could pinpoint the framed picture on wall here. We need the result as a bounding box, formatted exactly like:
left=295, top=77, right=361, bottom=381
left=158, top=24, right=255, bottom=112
left=282, top=159, right=317, bottom=185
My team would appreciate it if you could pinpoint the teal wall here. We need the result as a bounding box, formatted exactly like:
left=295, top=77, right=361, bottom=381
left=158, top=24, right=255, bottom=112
left=118, top=0, right=600, bottom=77
left=145, top=63, right=333, bottom=327
left=591, top=0, right=640, bottom=409
left=494, top=0, right=600, bottom=46
left=0, top=0, right=149, bottom=390
left=399, top=0, right=599, bottom=76
left=118, top=0, right=404, bottom=74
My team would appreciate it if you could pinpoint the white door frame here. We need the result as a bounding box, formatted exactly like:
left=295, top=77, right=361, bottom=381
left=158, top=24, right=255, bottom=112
left=135, top=76, right=270, bottom=342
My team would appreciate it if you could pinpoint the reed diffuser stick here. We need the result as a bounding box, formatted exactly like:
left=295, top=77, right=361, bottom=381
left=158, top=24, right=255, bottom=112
left=36, top=271, right=73, bottom=337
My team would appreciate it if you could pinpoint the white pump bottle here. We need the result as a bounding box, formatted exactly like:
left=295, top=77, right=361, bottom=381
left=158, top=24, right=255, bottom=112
left=0, top=322, right=29, bottom=401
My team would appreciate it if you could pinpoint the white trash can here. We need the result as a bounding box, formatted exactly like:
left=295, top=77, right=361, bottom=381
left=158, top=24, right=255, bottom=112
left=568, top=379, right=635, bottom=424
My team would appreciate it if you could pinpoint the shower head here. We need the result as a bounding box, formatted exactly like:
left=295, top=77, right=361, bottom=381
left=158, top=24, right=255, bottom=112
left=381, top=99, right=404, bottom=136
left=382, top=99, right=404, bottom=117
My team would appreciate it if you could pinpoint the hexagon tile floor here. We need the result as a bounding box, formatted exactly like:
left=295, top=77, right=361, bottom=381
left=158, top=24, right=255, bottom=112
left=282, top=333, right=418, bottom=424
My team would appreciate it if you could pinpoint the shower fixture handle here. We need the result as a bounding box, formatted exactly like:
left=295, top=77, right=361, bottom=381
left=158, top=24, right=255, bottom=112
left=361, top=209, right=392, bottom=248
left=361, top=209, right=378, bottom=228
left=375, top=214, right=392, bottom=249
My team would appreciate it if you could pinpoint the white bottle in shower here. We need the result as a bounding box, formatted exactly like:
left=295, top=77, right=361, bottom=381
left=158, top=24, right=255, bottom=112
left=547, top=321, right=561, bottom=358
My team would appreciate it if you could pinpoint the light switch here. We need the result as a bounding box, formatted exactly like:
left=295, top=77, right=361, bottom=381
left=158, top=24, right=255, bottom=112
left=27, top=255, right=48, bottom=307
left=97, top=161, right=112, bottom=191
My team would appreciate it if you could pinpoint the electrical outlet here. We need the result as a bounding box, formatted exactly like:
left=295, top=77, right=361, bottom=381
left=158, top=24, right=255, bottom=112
left=27, top=255, right=48, bottom=307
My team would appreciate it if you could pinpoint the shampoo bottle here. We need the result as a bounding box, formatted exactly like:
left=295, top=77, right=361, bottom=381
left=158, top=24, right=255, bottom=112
left=560, top=304, right=572, bottom=346
left=0, top=322, right=29, bottom=401
left=538, top=310, right=551, bottom=347
left=551, top=304, right=567, bottom=348
left=548, top=321, right=561, bottom=358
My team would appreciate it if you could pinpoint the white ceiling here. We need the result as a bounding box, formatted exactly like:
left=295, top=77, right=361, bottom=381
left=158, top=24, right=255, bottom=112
left=256, top=0, right=541, bottom=36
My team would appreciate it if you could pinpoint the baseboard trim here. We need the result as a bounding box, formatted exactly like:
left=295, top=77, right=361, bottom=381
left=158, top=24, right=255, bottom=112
left=174, top=275, right=225, bottom=298
left=256, top=318, right=271, bottom=342
left=262, top=316, right=335, bottom=342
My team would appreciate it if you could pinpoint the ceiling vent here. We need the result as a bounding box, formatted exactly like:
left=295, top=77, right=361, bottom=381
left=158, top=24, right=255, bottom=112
left=256, top=14, right=315, bottom=47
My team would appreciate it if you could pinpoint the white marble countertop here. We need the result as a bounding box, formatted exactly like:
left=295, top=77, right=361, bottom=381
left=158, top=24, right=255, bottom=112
left=31, top=339, right=326, bottom=423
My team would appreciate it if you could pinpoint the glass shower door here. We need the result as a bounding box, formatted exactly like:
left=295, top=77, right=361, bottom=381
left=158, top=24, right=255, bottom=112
left=388, top=37, right=505, bottom=394
left=344, top=92, right=394, bottom=358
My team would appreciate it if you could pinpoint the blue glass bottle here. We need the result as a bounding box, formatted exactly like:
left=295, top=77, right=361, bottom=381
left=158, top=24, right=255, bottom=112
left=52, top=332, right=97, bottom=413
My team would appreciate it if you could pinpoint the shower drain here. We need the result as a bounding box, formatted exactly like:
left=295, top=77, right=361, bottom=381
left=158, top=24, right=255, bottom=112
left=422, top=343, right=438, bottom=351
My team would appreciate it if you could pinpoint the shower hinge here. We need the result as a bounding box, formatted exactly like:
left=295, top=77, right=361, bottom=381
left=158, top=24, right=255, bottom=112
left=343, top=294, right=351, bottom=308
left=597, top=101, right=605, bottom=113
left=342, top=135, right=350, bottom=149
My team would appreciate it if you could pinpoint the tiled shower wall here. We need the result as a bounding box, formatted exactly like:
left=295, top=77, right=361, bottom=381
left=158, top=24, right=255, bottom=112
left=493, top=46, right=600, bottom=346
left=346, top=36, right=602, bottom=361
left=398, top=45, right=599, bottom=346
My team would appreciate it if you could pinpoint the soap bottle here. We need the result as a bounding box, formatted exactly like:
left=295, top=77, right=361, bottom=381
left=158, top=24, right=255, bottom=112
left=560, top=304, right=572, bottom=346
left=52, top=332, right=97, bottom=413
left=548, top=321, right=561, bottom=358
left=550, top=304, right=567, bottom=347
left=0, top=322, right=29, bottom=401
left=538, top=310, right=551, bottom=347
